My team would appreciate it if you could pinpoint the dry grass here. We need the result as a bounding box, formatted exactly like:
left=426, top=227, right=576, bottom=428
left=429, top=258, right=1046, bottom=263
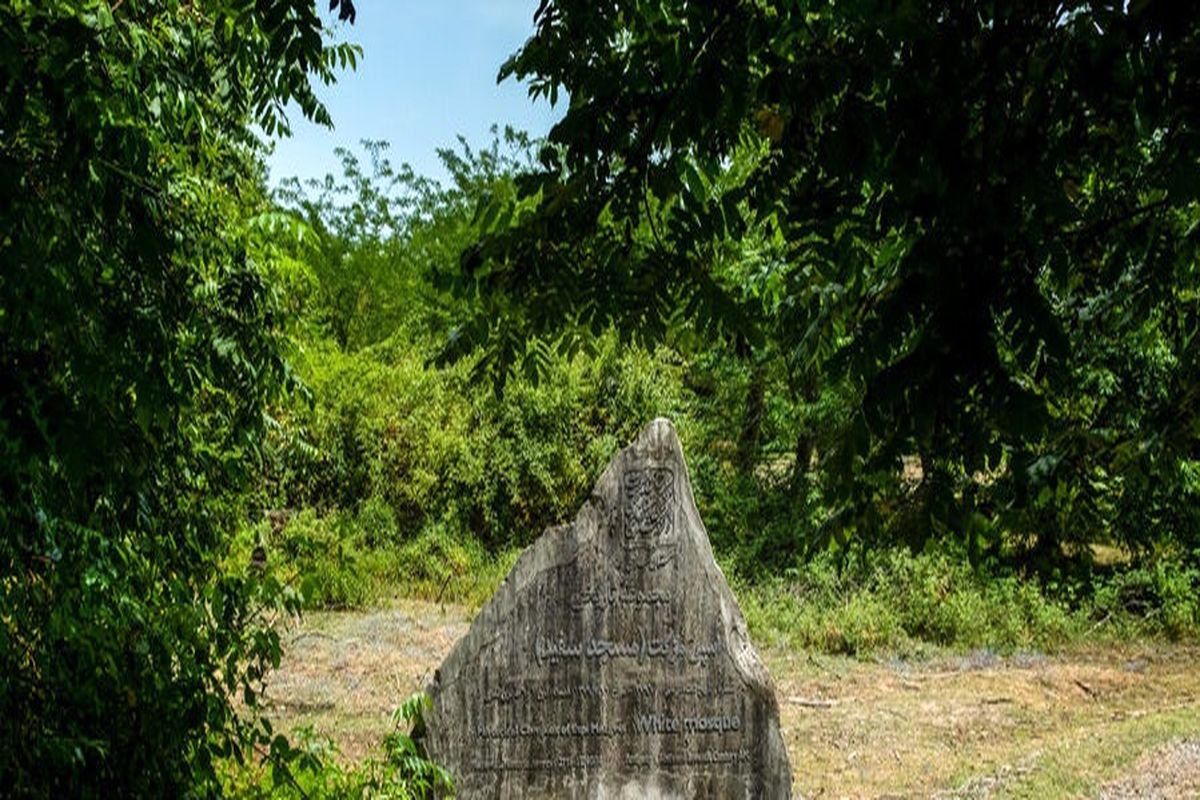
left=262, top=599, right=470, bottom=759
left=767, top=645, right=1200, bottom=797
left=263, top=601, right=1200, bottom=798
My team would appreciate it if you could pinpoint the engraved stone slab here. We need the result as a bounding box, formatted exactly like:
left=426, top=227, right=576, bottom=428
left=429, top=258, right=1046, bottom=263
left=425, top=418, right=792, bottom=798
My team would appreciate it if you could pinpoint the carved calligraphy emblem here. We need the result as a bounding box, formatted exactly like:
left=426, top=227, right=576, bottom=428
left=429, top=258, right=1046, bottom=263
left=622, top=467, right=674, bottom=544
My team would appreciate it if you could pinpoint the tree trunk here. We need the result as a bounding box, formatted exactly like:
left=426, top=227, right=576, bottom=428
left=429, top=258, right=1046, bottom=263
left=737, top=361, right=767, bottom=474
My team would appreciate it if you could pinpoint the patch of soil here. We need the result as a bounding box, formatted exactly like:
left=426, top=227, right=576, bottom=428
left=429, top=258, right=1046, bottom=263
left=1097, top=739, right=1200, bottom=800
left=264, top=600, right=469, bottom=759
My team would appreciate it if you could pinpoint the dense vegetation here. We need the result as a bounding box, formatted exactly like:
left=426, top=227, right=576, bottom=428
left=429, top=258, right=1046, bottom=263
left=2, top=1, right=1199, bottom=797
left=449, top=0, right=1200, bottom=565
left=254, top=123, right=1199, bottom=639
left=0, top=1, right=366, bottom=795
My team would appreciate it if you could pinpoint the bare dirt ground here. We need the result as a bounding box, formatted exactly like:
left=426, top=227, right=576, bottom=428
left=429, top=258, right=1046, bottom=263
left=264, top=600, right=1200, bottom=798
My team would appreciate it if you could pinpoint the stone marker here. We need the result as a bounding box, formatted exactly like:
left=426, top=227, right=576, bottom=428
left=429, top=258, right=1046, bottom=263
left=425, top=418, right=792, bottom=798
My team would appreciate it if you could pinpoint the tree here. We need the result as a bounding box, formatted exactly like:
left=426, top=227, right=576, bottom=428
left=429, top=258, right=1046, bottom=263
left=0, top=1, right=357, bottom=793
left=272, top=131, right=536, bottom=352
left=448, top=0, right=1200, bottom=560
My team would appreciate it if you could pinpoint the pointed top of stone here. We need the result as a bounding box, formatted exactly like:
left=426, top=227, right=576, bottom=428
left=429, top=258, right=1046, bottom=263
left=426, top=418, right=792, bottom=798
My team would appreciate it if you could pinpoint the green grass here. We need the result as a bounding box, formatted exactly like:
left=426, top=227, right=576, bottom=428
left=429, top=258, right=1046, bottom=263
left=994, top=705, right=1200, bottom=797
left=231, top=509, right=1200, bottom=655
left=229, top=510, right=519, bottom=610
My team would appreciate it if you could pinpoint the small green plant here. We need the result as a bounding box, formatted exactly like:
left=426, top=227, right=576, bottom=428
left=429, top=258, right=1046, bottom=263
left=382, top=694, right=455, bottom=797
left=223, top=693, right=452, bottom=798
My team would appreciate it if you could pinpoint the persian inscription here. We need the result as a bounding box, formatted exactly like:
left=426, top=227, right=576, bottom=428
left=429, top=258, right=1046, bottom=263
left=568, top=576, right=671, bottom=611
left=424, top=419, right=792, bottom=798
left=533, top=631, right=721, bottom=667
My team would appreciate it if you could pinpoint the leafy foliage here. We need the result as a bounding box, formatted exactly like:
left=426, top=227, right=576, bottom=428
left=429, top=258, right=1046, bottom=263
left=447, top=0, right=1200, bottom=560
left=263, top=137, right=688, bottom=560
left=0, top=1, right=358, bottom=794
left=265, top=322, right=687, bottom=553
left=224, top=692, right=452, bottom=799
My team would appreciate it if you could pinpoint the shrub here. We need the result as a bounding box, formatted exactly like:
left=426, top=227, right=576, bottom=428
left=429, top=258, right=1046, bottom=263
left=265, top=333, right=689, bottom=553
left=1090, top=560, right=1200, bottom=640
left=737, top=547, right=1199, bottom=657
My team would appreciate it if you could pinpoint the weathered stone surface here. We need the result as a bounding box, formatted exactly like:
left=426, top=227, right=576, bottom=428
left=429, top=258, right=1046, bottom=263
left=425, top=419, right=792, bottom=798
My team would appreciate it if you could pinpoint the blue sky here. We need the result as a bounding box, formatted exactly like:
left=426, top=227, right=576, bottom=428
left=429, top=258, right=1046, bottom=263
left=265, top=1, right=562, bottom=187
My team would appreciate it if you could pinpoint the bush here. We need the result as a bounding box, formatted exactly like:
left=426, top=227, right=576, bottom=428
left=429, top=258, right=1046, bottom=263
left=233, top=505, right=522, bottom=611
left=1090, top=560, right=1200, bottom=640
left=738, top=548, right=1197, bottom=657
left=264, top=333, right=689, bottom=553
left=274, top=509, right=376, bottom=609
